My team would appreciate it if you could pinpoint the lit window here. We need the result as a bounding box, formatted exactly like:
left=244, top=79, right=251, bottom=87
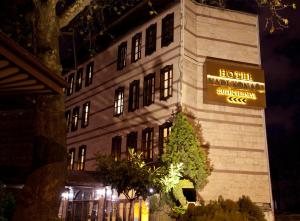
left=68, top=148, right=75, bottom=170
left=85, top=62, right=94, bottom=87
left=145, top=23, right=157, bottom=56
left=131, top=33, right=142, bottom=62
left=81, top=101, right=90, bottom=128
left=161, top=13, right=174, bottom=47
left=75, top=68, right=83, bottom=92
left=77, top=145, right=86, bottom=171
left=128, top=80, right=140, bottom=112
left=143, top=73, right=155, bottom=106
left=114, top=87, right=124, bottom=116
left=160, top=65, right=173, bottom=100
left=112, top=136, right=122, bottom=161
left=159, top=122, right=172, bottom=155
left=71, top=106, right=80, bottom=131
left=117, top=42, right=127, bottom=70
left=65, top=110, right=71, bottom=132
left=67, top=73, right=74, bottom=96
left=142, top=128, right=154, bottom=160
left=127, top=132, right=138, bottom=158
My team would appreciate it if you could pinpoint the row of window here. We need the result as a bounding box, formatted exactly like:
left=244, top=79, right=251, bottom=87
left=114, top=65, right=173, bottom=116
left=68, top=145, right=86, bottom=171
left=65, top=102, right=90, bottom=132
left=117, top=13, right=174, bottom=70
left=66, top=62, right=94, bottom=96
left=111, top=122, right=172, bottom=161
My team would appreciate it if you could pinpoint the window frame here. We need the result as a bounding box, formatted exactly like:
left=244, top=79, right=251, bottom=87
left=68, top=148, right=76, bottom=170
left=117, top=42, right=127, bottom=70
left=81, top=101, right=90, bottom=128
left=85, top=62, right=94, bottom=87
left=67, top=73, right=75, bottom=96
left=145, top=23, right=157, bottom=56
left=71, top=106, right=80, bottom=131
left=126, top=131, right=138, bottom=158
left=160, top=65, right=173, bottom=100
left=77, top=145, right=86, bottom=171
left=142, top=128, right=154, bottom=161
left=65, top=110, right=71, bottom=132
left=114, top=87, right=124, bottom=116
left=143, top=73, right=155, bottom=106
left=159, top=122, right=172, bottom=155
left=161, top=13, right=174, bottom=47
left=112, top=136, right=122, bottom=161
left=131, top=33, right=142, bottom=63
left=75, top=68, right=83, bottom=92
left=128, top=80, right=140, bottom=112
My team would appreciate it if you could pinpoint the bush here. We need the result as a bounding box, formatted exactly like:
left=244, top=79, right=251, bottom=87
left=178, top=196, right=266, bottom=221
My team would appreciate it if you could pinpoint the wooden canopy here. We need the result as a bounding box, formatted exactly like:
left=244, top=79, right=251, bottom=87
left=0, top=32, right=66, bottom=95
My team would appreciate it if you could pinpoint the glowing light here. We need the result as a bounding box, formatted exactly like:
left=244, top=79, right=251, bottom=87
left=61, top=192, right=68, bottom=200
left=149, top=188, right=154, bottom=194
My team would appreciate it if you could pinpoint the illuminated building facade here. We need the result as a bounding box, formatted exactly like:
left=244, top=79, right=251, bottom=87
left=62, top=1, right=274, bottom=220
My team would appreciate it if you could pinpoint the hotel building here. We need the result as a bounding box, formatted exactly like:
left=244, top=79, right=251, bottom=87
left=61, top=1, right=274, bottom=220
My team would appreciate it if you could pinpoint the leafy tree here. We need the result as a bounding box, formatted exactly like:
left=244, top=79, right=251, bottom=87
left=162, top=112, right=211, bottom=190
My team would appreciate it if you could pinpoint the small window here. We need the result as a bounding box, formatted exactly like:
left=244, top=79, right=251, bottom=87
left=85, top=62, right=94, bottom=87
left=145, top=23, right=157, bottom=56
left=67, top=73, right=75, bottom=96
left=81, top=102, right=90, bottom=128
left=114, top=87, right=124, bottom=116
left=68, top=148, right=75, bottom=170
left=131, top=33, right=142, bottom=62
left=71, top=106, right=80, bottom=131
left=112, top=136, right=122, bottom=161
left=142, top=128, right=154, bottom=160
left=161, top=13, right=174, bottom=47
left=127, top=132, right=138, bottom=158
left=159, top=122, right=172, bottom=155
left=143, top=73, right=155, bottom=106
left=77, top=145, right=86, bottom=171
left=117, top=42, right=127, bottom=70
left=75, top=68, right=83, bottom=92
left=65, top=110, right=71, bottom=132
left=160, top=65, right=173, bottom=100
left=128, top=80, right=140, bottom=112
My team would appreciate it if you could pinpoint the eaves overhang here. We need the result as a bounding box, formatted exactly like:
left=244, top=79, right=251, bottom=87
left=0, top=32, right=66, bottom=95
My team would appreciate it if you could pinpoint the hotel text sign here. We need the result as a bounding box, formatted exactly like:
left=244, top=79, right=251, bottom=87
left=203, top=58, right=266, bottom=108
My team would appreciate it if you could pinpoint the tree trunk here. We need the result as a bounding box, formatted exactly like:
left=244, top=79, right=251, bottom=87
left=13, top=1, right=67, bottom=220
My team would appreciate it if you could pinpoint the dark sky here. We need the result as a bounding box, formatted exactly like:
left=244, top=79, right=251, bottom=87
left=259, top=8, right=300, bottom=212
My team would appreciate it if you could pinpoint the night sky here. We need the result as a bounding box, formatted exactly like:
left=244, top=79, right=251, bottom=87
left=259, top=8, right=300, bottom=212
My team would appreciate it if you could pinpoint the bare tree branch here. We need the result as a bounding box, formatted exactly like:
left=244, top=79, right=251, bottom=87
left=59, top=0, right=92, bottom=29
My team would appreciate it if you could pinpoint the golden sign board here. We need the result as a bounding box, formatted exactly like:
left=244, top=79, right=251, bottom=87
left=203, top=58, right=266, bottom=108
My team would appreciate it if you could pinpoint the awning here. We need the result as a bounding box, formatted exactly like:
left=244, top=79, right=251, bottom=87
left=0, top=32, right=66, bottom=95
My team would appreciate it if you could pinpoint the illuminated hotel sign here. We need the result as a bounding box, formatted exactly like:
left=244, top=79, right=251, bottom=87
left=203, top=58, right=266, bottom=108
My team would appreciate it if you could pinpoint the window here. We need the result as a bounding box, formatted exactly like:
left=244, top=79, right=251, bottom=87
left=68, top=148, right=75, bottom=170
left=85, top=62, right=94, bottom=87
left=67, top=73, right=75, bottom=96
left=159, top=122, right=172, bottom=155
left=131, top=33, right=142, bottom=62
left=81, top=101, right=90, bottom=128
left=71, top=106, right=80, bottom=131
left=65, top=110, right=71, bottom=132
left=117, top=42, right=127, bottom=70
left=127, top=132, right=137, bottom=158
left=160, top=65, right=173, bottom=100
left=161, top=13, right=174, bottom=47
left=114, top=87, right=124, bottom=116
left=145, top=23, right=157, bottom=55
left=128, top=80, right=140, bottom=112
left=77, top=145, right=86, bottom=171
left=112, top=136, right=122, bottom=161
left=143, top=73, right=155, bottom=106
left=142, top=128, right=154, bottom=160
left=75, top=68, right=83, bottom=92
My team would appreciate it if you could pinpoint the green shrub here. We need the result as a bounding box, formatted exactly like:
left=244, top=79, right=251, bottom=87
left=178, top=196, right=266, bottom=221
